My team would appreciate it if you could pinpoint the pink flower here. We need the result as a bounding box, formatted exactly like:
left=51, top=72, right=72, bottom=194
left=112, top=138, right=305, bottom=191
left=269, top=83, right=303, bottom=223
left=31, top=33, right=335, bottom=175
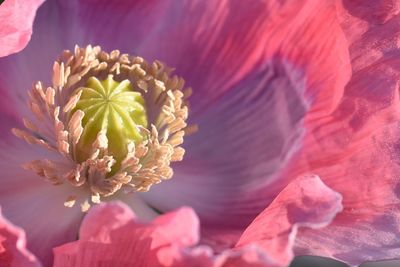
left=1, top=0, right=400, bottom=267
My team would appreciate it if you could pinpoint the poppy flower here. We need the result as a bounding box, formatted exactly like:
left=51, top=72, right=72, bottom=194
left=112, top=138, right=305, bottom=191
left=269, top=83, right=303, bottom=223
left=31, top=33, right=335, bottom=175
left=1, top=0, right=400, bottom=267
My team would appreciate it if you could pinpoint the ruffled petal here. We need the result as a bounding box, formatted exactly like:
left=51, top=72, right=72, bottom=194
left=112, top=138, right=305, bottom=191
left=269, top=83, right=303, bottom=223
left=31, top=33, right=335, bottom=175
left=0, top=140, right=84, bottom=266
left=142, top=0, right=350, bottom=230
left=278, top=2, right=400, bottom=265
left=53, top=201, right=200, bottom=267
left=0, top=207, right=40, bottom=267
left=235, top=175, right=343, bottom=267
left=0, top=0, right=44, bottom=57
left=53, top=202, right=293, bottom=267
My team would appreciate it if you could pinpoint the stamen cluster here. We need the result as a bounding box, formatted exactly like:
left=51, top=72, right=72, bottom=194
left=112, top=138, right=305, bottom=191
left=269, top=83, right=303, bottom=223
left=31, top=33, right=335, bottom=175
left=13, top=45, right=194, bottom=210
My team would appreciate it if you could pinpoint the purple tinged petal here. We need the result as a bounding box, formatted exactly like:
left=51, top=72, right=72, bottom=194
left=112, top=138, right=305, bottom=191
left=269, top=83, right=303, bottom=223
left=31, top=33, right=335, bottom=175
left=0, top=0, right=45, bottom=57
left=0, top=207, right=41, bottom=267
left=0, top=140, right=84, bottom=266
left=142, top=59, right=309, bottom=229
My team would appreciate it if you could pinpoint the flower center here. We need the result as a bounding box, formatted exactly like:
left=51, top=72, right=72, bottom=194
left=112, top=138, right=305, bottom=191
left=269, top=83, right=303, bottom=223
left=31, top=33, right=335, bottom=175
left=13, top=45, right=196, bottom=211
left=73, top=75, right=148, bottom=171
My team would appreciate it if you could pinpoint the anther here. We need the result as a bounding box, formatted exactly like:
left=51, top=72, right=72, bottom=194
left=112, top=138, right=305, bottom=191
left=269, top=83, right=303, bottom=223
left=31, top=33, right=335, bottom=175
left=13, top=45, right=195, bottom=211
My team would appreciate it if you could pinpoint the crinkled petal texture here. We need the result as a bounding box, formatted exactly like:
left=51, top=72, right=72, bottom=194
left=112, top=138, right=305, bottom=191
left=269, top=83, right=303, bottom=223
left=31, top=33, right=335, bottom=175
left=268, top=1, right=400, bottom=266
left=0, top=0, right=44, bottom=57
left=53, top=202, right=200, bottom=267
left=0, top=208, right=40, bottom=267
left=236, top=175, right=343, bottom=267
left=53, top=202, right=279, bottom=267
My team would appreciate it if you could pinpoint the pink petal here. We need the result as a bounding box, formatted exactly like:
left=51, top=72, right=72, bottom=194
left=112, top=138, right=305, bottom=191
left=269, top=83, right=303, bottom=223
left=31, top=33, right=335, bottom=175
left=235, top=175, right=343, bottom=267
left=53, top=201, right=200, bottom=267
left=0, top=140, right=84, bottom=266
left=276, top=2, right=400, bottom=265
left=0, top=207, right=40, bottom=267
left=79, top=201, right=199, bottom=248
left=0, top=0, right=44, bottom=57
left=54, top=202, right=290, bottom=267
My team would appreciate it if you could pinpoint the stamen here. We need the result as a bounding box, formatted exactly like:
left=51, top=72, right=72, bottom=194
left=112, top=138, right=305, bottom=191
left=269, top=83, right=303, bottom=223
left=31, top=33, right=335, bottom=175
left=64, top=196, right=77, bottom=208
left=14, top=45, right=195, bottom=209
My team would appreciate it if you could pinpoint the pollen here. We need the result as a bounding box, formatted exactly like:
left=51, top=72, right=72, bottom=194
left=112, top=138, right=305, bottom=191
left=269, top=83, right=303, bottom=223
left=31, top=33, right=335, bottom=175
left=13, top=45, right=194, bottom=211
